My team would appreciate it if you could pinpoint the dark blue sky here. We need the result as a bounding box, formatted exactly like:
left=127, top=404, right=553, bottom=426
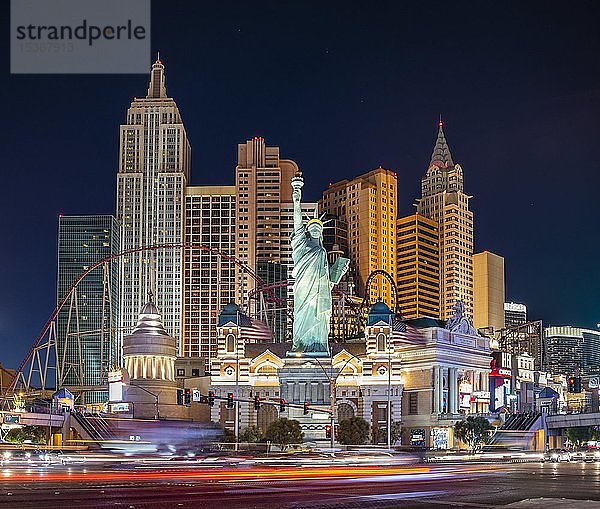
left=1, top=1, right=599, bottom=369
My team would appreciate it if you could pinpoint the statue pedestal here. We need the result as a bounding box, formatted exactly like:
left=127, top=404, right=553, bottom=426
left=278, top=357, right=339, bottom=442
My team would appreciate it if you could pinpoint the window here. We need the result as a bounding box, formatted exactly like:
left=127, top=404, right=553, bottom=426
left=176, top=368, right=185, bottom=377
left=409, top=392, right=418, bottom=415
left=377, top=333, right=387, bottom=352
left=191, top=369, right=200, bottom=377
left=226, top=334, right=235, bottom=353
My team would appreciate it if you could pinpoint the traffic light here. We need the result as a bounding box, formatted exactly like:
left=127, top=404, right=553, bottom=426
left=568, top=377, right=576, bottom=393
left=573, top=377, right=582, bottom=393
left=227, top=392, right=234, bottom=409
left=325, top=425, right=331, bottom=439
left=279, top=398, right=286, bottom=412
left=254, top=395, right=261, bottom=410
left=184, top=388, right=191, bottom=405
left=303, top=402, right=310, bottom=415
left=177, top=389, right=184, bottom=405
left=208, top=391, right=215, bottom=407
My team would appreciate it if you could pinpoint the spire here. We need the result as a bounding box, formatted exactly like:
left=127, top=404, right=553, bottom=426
left=146, top=53, right=167, bottom=98
left=429, top=118, right=454, bottom=168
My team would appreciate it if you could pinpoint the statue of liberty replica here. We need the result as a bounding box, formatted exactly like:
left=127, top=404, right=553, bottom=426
left=289, top=173, right=350, bottom=356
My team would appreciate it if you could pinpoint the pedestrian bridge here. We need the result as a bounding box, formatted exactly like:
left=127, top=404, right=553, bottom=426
left=546, top=412, right=600, bottom=430
left=1, top=411, right=65, bottom=428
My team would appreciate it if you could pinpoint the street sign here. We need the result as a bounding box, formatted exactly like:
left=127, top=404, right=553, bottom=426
left=3, top=415, right=20, bottom=424
left=589, top=377, right=600, bottom=388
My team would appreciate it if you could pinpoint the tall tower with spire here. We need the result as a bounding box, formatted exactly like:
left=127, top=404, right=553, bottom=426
left=416, top=121, right=473, bottom=320
left=116, top=56, right=191, bottom=355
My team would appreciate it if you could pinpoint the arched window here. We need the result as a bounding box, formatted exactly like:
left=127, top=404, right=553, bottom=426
left=376, top=333, right=387, bottom=353
left=337, top=402, right=355, bottom=421
left=226, top=334, right=235, bottom=353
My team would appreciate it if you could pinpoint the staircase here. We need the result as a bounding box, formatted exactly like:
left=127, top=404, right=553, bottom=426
left=486, top=412, right=543, bottom=449
left=71, top=413, right=118, bottom=446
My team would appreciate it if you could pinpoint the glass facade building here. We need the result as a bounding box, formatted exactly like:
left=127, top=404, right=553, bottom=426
left=56, top=215, right=120, bottom=402
left=544, top=326, right=600, bottom=378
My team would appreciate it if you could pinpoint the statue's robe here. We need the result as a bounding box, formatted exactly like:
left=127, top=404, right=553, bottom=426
left=291, top=226, right=331, bottom=353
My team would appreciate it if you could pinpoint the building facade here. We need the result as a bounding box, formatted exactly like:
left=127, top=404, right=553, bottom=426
left=116, top=57, right=191, bottom=354
left=416, top=123, right=474, bottom=321
left=504, top=302, right=527, bottom=328
left=544, top=326, right=600, bottom=379
left=321, top=167, right=398, bottom=303
left=56, top=215, right=120, bottom=401
left=182, top=186, right=237, bottom=362
left=472, top=251, right=505, bottom=331
left=396, top=213, right=440, bottom=319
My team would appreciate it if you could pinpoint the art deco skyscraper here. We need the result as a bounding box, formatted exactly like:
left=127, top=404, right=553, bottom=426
left=116, top=57, right=191, bottom=353
left=416, top=122, right=473, bottom=320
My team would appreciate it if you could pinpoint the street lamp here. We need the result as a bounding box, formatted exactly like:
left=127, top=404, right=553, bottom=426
left=387, top=337, right=392, bottom=450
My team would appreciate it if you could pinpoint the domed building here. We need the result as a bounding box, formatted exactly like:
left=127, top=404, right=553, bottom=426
left=122, top=294, right=187, bottom=419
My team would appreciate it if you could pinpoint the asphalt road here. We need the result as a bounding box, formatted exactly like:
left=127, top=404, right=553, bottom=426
left=1, top=460, right=600, bottom=508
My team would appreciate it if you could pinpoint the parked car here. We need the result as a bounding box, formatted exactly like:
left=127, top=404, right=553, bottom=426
left=544, top=449, right=572, bottom=462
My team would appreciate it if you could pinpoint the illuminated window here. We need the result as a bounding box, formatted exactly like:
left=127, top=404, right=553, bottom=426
left=226, top=334, right=235, bottom=353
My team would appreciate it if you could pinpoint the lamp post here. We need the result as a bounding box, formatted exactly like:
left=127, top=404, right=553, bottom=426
left=312, top=352, right=361, bottom=449
left=234, top=335, right=240, bottom=452
left=387, top=340, right=392, bottom=450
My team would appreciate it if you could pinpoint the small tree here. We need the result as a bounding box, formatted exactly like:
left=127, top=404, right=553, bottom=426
left=222, top=427, right=236, bottom=443
left=565, top=426, right=594, bottom=447
left=265, top=418, right=303, bottom=450
left=374, top=421, right=403, bottom=446
left=336, top=417, right=370, bottom=445
left=454, top=416, right=492, bottom=451
left=4, top=425, right=46, bottom=445
left=240, top=425, right=263, bottom=443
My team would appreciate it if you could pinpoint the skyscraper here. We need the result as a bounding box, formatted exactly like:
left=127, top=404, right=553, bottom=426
left=472, top=251, right=505, bottom=331
left=396, top=213, right=439, bottom=319
left=183, top=186, right=237, bottom=361
left=234, top=137, right=316, bottom=328
left=56, top=215, right=120, bottom=402
left=544, top=326, right=600, bottom=378
left=116, top=57, right=191, bottom=354
left=504, top=302, right=527, bottom=328
left=416, top=122, right=473, bottom=320
left=321, top=167, right=397, bottom=303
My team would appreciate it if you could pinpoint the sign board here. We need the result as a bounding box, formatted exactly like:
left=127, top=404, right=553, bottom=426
left=3, top=415, right=20, bottom=424
left=473, top=391, right=490, bottom=400
left=192, top=389, right=201, bottom=402
left=109, top=402, right=131, bottom=413
left=108, top=369, right=124, bottom=383
left=589, top=377, right=600, bottom=389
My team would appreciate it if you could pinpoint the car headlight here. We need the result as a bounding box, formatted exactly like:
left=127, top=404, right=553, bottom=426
left=551, top=453, right=558, bottom=459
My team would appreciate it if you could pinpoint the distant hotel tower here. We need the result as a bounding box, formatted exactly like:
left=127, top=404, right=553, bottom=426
left=116, top=57, right=191, bottom=353
left=396, top=213, right=439, bottom=319
left=56, top=215, right=120, bottom=402
left=183, top=185, right=237, bottom=360
left=235, top=137, right=316, bottom=340
left=321, top=168, right=397, bottom=302
left=416, top=122, right=474, bottom=320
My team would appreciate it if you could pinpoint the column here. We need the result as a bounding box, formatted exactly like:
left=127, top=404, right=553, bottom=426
left=437, top=366, right=445, bottom=414
left=449, top=368, right=458, bottom=414
left=433, top=366, right=440, bottom=414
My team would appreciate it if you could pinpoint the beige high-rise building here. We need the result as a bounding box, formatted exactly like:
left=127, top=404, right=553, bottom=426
left=116, top=57, right=191, bottom=353
left=183, top=186, right=237, bottom=361
left=321, top=167, right=397, bottom=303
left=416, top=122, right=473, bottom=320
left=473, top=251, right=505, bottom=331
left=396, top=213, right=439, bottom=319
left=235, top=137, right=316, bottom=339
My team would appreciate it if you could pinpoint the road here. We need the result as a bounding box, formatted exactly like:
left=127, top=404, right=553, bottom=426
left=1, top=459, right=600, bottom=508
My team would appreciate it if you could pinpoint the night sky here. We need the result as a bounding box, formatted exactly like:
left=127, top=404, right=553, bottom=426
left=1, top=1, right=599, bottom=369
